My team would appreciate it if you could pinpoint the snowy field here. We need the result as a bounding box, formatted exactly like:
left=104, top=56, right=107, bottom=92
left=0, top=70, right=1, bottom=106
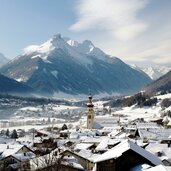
left=114, top=105, right=162, bottom=121
left=114, top=93, right=171, bottom=122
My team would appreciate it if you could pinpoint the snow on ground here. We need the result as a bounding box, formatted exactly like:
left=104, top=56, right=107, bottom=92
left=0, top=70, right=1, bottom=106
left=155, top=93, right=171, bottom=100
left=51, top=70, right=58, bottom=79
left=52, top=104, right=81, bottom=111
left=19, top=106, right=42, bottom=112
left=0, top=121, right=80, bottom=132
left=13, top=104, right=83, bottom=117
left=114, top=105, right=162, bottom=121
left=9, top=116, right=65, bottom=123
left=93, top=100, right=109, bottom=108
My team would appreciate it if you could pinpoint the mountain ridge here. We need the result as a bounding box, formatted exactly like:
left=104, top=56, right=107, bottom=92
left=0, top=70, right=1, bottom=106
left=0, top=34, right=152, bottom=96
left=130, top=64, right=171, bottom=80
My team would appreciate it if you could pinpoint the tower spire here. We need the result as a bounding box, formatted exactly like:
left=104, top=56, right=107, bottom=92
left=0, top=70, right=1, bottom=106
left=87, top=95, right=94, bottom=129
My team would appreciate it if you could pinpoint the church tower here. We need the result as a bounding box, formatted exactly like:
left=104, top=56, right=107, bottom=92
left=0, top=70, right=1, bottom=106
left=87, top=95, right=94, bottom=129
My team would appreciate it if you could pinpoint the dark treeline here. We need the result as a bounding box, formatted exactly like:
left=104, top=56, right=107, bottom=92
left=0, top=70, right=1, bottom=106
left=0, top=93, right=69, bottom=105
left=105, top=92, right=158, bottom=108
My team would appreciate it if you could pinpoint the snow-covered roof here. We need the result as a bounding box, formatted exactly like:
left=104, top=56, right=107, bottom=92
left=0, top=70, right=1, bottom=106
left=136, top=123, right=161, bottom=129
left=74, top=143, right=94, bottom=151
left=93, top=121, right=103, bottom=129
left=70, top=132, right=80, bottom=139
left=81, top=136, right=104, bottom=144
left=59, top=155, right=84, bottom=170
left=94, top=139, right=162, bottom=165
left=77, top=149, right=100, bottom=162
left=95, top=117, right=118, bottom=127
left=138, top=128, right=171, bottom=140
left=102, top=126, right=121, bottom=132
left=0, top=143, right=35, bottom=161
left=70, top=129, right=99, bottom=140
left=146, top=143, right=171, bottom=162
left=125, top=125, right=137, bottom=130
left=0, top=144, right=24, bottom=159
left=95, top=137, right=120, bottom=151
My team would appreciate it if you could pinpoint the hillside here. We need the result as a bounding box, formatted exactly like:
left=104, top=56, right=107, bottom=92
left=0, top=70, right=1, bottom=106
left=0, top=74, right=32, bottom=94
left=145, top=71, right=171, bottom=94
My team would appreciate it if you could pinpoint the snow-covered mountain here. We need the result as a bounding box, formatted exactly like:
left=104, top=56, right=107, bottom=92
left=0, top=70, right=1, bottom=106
left=145, top=70, right=171, bottom=94
left=142, top=66, right=171, bottom=80
left=0, top=53, right=9, bottom=67
left=130, top=64, right=171, bottom=80
left=0, top=34, right=151, bottom=95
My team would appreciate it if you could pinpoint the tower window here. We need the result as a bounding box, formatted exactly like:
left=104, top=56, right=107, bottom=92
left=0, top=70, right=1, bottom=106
left=88, top=115, right=91, bottom=119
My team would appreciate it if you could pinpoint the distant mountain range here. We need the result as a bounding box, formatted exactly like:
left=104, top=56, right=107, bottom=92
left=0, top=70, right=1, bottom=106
left=0, top=53, right=9, bottom=68
left=131, top=64, right=171, bottom=80
left=0, top=74, right=32, bottom=94
left=142, top=66, right=171, bottom=80
left=145, top=71, right=171, bottom=94
left=0, top=34, right=151, bottom=96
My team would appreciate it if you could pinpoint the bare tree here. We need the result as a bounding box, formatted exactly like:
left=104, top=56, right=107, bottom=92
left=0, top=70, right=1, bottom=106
left=30, top=150, right=62, bottom=171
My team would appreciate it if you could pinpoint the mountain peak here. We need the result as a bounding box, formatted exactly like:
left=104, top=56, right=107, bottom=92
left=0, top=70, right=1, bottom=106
left=29, top=34, right=65, bottom=55
left=64, top=37, right=107, bottom=61
left=82, top=40, right=94, bottom=47
left=63, top=37, right=79, bottom=47
left=81, top=40, right=95, bottom=53
left=52, top=34, right=62, bottom=40
left=50, top=33, right=65, bottom=46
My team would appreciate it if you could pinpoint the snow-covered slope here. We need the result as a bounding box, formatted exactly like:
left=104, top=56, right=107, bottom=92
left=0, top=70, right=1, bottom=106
left=0, top=53, right=9, bottom=68
left=64, top=37, right=107, bottom=61
left=130, top=64, right=171, bottom=80
left=142, top=66, right=171, bottom=80
left=25, top=34, right=92, bottom=65
left=115, top=92, right=171, bottom=122
left=145, top=70, right=171, bottom=94
left=0, top=34, right=151, bottom=95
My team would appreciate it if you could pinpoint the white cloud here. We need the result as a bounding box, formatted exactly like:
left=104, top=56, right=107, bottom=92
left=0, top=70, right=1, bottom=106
left=70, top=0, right=149, bottom=41
left=115, top=38, right=171, bottom=65
left=23, top=45, right=39, bottom=54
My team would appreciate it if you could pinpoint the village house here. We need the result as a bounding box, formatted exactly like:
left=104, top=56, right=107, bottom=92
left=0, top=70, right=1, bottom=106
left=0, top=144, right=35, bottom=171
left=93, top=140, right=163, bottom=171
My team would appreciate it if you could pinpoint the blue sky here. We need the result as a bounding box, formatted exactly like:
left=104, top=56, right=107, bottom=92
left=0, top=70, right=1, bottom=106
left=0, top=0, right=171, bottom=66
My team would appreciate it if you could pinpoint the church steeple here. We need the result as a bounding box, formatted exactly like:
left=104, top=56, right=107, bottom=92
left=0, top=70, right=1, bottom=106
left=87, top=95, right=94, bottom=129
